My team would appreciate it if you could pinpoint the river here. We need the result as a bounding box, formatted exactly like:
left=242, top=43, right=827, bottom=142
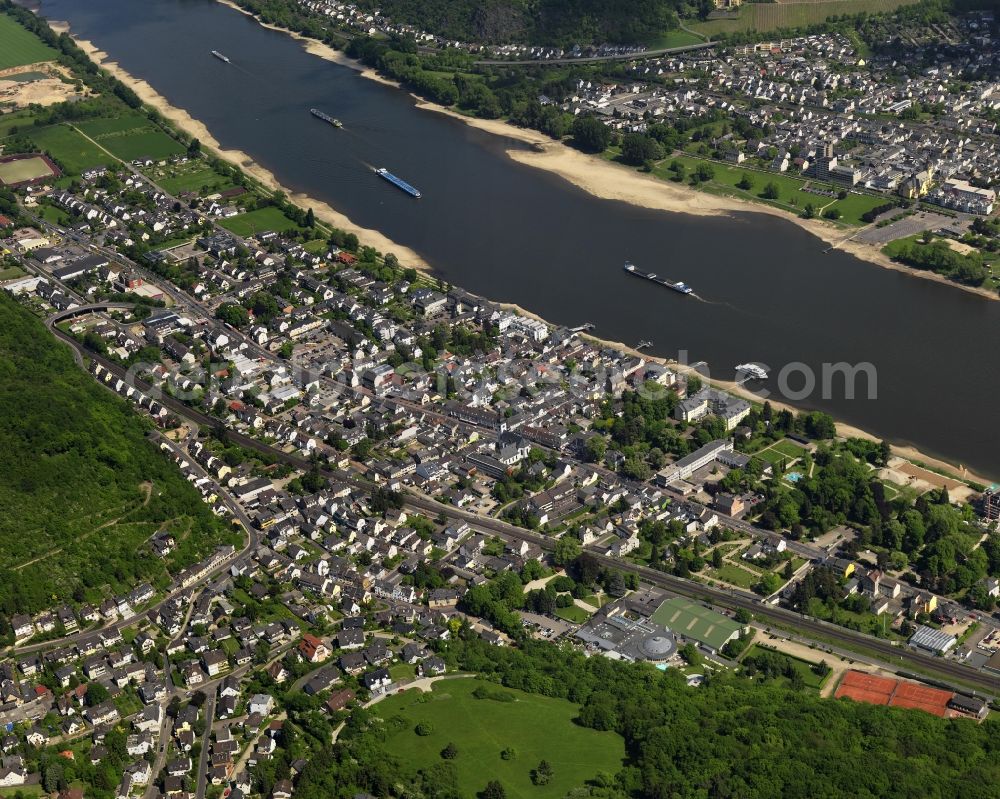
left=37, top=0, right=1000, bottom=480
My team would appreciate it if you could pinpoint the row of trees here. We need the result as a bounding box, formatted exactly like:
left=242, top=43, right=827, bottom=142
left=890, top=238, right=989, bottom=286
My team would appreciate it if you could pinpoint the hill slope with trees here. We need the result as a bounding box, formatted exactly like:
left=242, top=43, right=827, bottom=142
left=0, top=293, right=233, bottom=625
left=357, top=0, right=684, bottom=45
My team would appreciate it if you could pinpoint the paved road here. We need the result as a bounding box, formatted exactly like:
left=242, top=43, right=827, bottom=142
left=194, top=692, right=216, bottom=799
left=144, top=715, right=175, bottom=799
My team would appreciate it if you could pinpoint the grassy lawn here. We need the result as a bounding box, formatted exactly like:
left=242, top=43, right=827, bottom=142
left=772, top=439, right=808, bottom=459
left=690, top=0, right=921, bottom=35
left=36, top=203, right=71, bottom=227
left=76, top=114, right=185, bottom=161
left=0, top=265, right=26, bottom=281
left=220, top=206, right=302, bottom=237
left=882, top=232, right=924, bottom=259
left=806, top=597, right=901, bottom=640
left=580, top=594, right=607, bottom=609
left=711, top=563, right=758, bottom=589
left=755, top=447, right=792, bottom=468
left=0, top=110, right=37, bottom=137
left=389, top=662, right=416, bottom=683
left=554, top=604, right=592, bottom=624
left=650, top=155, right=887, bottom=225
left=20, top=124, right=112, bottom=174
left=303, top=238, right=330, bottom=255
left=157, top=165, right=236, bottom=196
left=0, top=13, right=57, bottom=70
left=374, top=679, right=626, bottom=799
left=643, top=29, right=705, bottom=49
left=0, top=785, right=44, bottom=798
left=743, top=644, right=829, bottom=691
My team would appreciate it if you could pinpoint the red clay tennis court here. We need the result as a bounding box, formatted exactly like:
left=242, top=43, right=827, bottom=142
left=835, top=671, right=896, bottom=705
left=889, top=681, right=951, bottom=716
left=834, top=670, right=951, bottom=717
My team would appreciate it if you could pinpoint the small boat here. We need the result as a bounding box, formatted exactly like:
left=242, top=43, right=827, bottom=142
left=735, top=363, right=768, bottom=380
left=211, top=50, right=231, bottom=64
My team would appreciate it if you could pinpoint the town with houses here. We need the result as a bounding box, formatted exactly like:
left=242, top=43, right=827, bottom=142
left=569, top=21, right=999, bottom=216
left=1, top=4, right=1000, bottom=799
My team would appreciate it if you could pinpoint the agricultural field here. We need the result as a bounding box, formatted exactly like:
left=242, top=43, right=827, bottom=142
left=20, top=123, right=112, bottom=174
left=374, top=679, right=626, bottom=799
left=690, top=0, right=921, bottom=36
left=76, top=113, right=186, bottom=161
left=650, top=155, right=888, bottom=225
left=220, top=206, right=302, bottom=236
left=0, top=13, right=57, bottom=70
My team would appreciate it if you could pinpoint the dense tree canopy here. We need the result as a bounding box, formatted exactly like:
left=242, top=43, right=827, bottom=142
left=0, top=294, right=234, bottom=624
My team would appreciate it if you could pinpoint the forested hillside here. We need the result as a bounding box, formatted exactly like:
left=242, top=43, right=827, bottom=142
left=356, top=0, right=684, bottom=45
left=0, top=294, right=232, bottom=625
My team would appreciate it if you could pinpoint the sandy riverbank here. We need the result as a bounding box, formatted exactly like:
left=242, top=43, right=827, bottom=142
left=49, top=19, right=431, bottom=270
left=415, top=104, right=998, bottom=302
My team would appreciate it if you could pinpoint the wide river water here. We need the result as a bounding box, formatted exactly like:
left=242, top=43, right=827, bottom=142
left=39, top=0, right=1000, bottom=479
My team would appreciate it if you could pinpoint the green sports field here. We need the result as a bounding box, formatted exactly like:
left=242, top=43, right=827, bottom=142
left=0, top=14, right=57, bottom=70
left=0, top=155, right=56, bottom=186
left=373, top=679, right=626, bottom=799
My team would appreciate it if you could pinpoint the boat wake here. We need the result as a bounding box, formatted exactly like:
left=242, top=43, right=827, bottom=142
left=692, top=294, right=737, bottom=310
